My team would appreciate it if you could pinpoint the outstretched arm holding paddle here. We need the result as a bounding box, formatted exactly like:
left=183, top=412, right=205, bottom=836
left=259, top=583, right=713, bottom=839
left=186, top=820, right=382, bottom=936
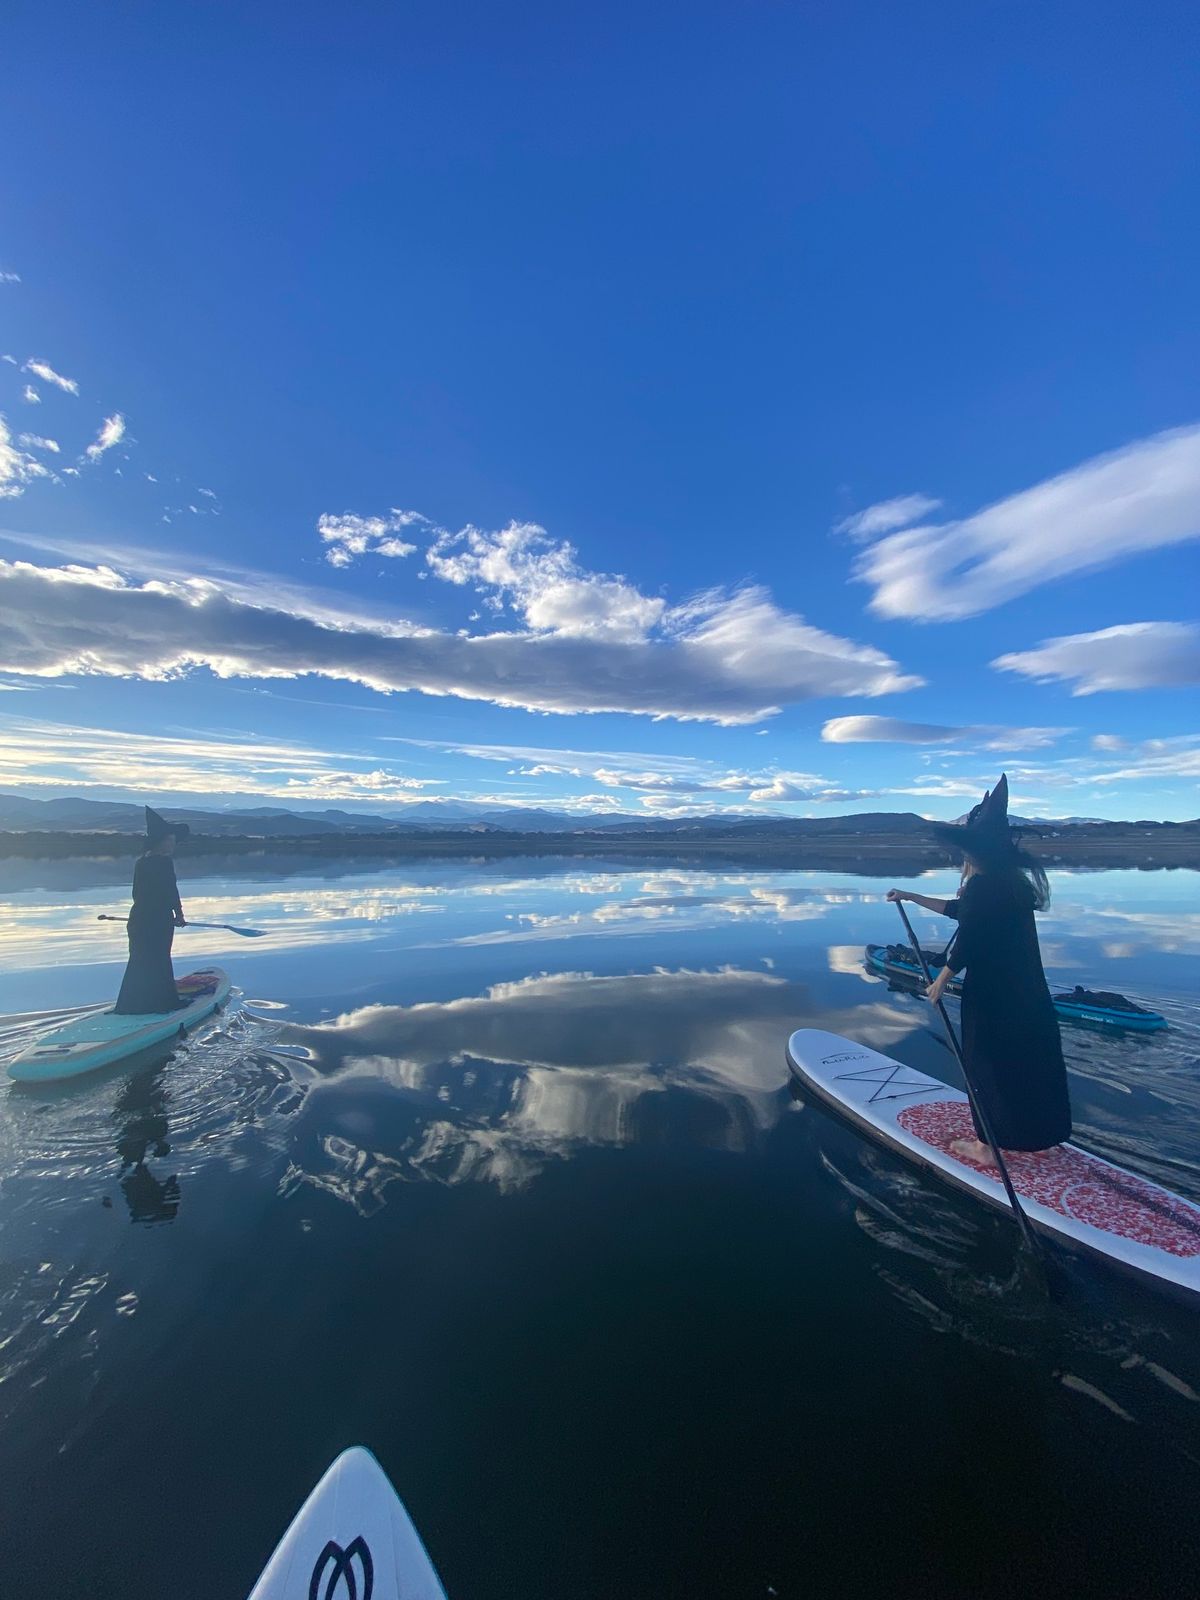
left=887, top=888, right=955, bottom=917
left=890, top=775, right=1072, bottom=1169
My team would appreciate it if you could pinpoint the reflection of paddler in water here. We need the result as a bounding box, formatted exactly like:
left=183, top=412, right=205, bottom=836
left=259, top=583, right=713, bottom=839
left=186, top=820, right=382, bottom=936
left=887, top=774, right=1072, bottom=1167
left=115, top=1063, right=181, bottom=1223
left=114, top=806, right=190, bottom=1015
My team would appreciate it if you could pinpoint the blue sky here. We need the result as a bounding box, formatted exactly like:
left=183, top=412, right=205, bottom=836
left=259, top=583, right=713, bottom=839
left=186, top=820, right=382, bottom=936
left=1, top=0, right=1198, bottom=820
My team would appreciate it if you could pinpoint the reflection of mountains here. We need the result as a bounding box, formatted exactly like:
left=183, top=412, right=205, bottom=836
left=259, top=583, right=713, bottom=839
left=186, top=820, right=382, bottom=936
left=281, top=966, right=916, bottom=1208
left=0, top=847, right=949, bottom=896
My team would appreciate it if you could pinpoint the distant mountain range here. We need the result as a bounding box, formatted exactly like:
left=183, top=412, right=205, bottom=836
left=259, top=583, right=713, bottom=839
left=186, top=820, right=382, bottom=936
left=0, top=792, right=1182, bottom=840
left=0, top=792, right=944, bottom=838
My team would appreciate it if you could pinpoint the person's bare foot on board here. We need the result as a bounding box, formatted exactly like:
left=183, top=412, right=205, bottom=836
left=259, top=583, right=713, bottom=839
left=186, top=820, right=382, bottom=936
left=950, top=1137, right=1000, bottom=1168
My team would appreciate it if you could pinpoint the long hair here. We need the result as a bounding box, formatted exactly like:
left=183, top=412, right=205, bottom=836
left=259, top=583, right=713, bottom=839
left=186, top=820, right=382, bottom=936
left=960, top=835, right=1051, bottom=912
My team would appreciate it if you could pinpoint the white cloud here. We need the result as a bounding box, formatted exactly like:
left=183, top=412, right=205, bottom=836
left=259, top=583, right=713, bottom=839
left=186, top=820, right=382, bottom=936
left=321, top=512, right=922, bottom=709
left=21, top=386, right=40, bottom=405
left=854, top=424, right=1200, bottom=620
left=84, top=413, right=126, bottom=461
left=428, top=520, right=666, bottom=643
left=0, top=418, right=52, bottom=499
left=0, top=558, right=920, bottom=723
left=752, top=771, right=838, bottom=800
left=994, top=621, right=1200, bottom=695
left=23, top=359, right=78, bottom=395
left=0, top=272, right=20, bottom=285
left=319, top=510, right=425, bottom=567
left=1091, top=733, right=1128, bottom=753
left=834, top=493, right=941, bottom=542
left=821, top=715, right=1068, bottom=749
left=16, top=433, right=59, bottom=454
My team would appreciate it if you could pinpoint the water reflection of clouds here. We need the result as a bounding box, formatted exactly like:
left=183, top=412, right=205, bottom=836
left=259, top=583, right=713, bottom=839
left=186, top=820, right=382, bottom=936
left=0, top=885, right=445, bottom=970
left=1044, top=904, right=1200, bottom=958
left=280, top=966, right=916, bottom=1207
left=432, top=881, right=860, bottom=947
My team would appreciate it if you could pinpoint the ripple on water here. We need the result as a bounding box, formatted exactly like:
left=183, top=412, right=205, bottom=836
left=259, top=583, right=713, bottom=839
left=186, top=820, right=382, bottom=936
left=0, top=1001, right=309, bottom=1434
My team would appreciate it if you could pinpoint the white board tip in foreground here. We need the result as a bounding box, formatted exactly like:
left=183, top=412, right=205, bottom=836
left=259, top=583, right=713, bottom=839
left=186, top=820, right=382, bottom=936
left=247, top=1446, right=448, bottom=1600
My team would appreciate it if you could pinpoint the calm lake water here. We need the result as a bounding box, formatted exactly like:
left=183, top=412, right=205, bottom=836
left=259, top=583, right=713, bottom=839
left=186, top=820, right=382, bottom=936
left=1, top=854, right=1198, bottom=1599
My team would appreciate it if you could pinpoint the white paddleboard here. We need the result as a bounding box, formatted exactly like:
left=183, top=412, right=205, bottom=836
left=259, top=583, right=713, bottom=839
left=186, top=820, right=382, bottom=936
left=248, top=1446, right=448, bottom=1600
left=786, top=1028, right=1200, bottom=1301
left=7, top=968, right=232, bottom=1083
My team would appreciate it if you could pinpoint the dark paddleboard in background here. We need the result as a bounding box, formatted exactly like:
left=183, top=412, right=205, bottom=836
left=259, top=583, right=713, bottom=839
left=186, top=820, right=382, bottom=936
left=864, top=946, right=1167, bottom=1031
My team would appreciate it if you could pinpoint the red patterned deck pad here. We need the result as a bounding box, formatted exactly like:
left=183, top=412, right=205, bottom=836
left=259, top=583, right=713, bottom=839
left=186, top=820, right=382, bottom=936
left=897, top=1100, right=1200, bottom=1259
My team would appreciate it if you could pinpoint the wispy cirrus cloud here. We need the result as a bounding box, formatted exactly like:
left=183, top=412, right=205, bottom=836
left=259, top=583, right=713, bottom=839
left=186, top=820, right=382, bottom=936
left=389, top=737, right=873, bottom=805
left=821, top=715, right=1069, bottom=750
left=1091, top=735, right=1200, bottom=786
left=852, top=423, right=1200, bottom=620
left=84, top=413, right=126, bottom=461
left=21, top=386, right=40, bottom=405
left=0, top=716, right=443, bottom=803
left=994, top=621, right=1200, bottom=694
left=834, top=493, right=941, bottom=543
left=17, top=433, right=59, bottom=454
left=22, top=359, right=78, bottom=395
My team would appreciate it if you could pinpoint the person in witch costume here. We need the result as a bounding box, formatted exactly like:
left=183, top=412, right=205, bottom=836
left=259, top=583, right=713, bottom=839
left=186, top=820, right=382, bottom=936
left=113, top=807, right=190, bottom=1015
left=887, top=775, right=1072, bottom=1162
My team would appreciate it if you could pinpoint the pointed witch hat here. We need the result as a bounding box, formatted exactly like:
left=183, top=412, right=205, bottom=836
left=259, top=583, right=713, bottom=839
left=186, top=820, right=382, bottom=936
left=928, top=773, right=1017, bottom=861
left=145, top=805, right=190, bottom=845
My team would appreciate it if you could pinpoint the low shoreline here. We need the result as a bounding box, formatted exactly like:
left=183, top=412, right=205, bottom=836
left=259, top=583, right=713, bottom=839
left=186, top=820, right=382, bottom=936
left=1, top=829, right=1197, bottom=872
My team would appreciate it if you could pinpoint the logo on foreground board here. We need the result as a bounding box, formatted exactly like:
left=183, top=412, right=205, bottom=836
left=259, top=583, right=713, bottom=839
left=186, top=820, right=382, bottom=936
left=309, top=1535, right=373, bottom=1600
left=821, top=1052, right=869, bottom=1064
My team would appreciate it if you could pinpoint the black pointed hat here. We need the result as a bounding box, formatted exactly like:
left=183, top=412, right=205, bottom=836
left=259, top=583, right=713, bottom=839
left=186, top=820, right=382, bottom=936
left=928, top=773, right=1016, bottom=859
left=145, top=805, right=190, bottom=844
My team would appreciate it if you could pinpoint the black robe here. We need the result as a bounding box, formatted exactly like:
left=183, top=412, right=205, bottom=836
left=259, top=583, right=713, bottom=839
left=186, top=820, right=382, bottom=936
left=114, top=853, right=185, bottom=1015
left=945, top=872, right=1072, bottom=1151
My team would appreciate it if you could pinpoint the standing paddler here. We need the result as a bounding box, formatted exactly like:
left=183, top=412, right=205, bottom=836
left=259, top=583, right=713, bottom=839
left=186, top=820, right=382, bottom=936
left=113, top=806, right=191, bottom=1015
left=887, top=774, right=1072, bottom=1165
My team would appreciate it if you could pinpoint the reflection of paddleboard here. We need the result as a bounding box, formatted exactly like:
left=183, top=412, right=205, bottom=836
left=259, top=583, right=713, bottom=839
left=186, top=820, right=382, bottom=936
left=248, top=1446, right=448, bottom=1600
left=7, top=968, right=231, bottom=1083
left=786, top=1028, right=1200, bottom=1301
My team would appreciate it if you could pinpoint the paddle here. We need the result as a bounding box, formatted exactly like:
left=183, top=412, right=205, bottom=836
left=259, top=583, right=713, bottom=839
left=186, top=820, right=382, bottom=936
left=894, top=898, right=1049, bottom=1278
left=97, top=914, right=267, bottom=939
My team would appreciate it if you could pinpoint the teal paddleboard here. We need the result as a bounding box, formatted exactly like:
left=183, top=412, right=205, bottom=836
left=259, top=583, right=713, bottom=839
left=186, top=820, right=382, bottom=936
left=7, top=968, right=231, bottom=1083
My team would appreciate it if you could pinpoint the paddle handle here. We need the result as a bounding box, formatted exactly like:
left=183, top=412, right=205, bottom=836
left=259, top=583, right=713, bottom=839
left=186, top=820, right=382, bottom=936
left=894, top=899, right=1045, bottom=1268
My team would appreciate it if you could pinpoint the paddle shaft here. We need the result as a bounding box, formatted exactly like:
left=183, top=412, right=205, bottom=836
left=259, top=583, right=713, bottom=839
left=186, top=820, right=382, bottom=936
left=97, top=914, right=264, bottom=938
left=894, top=899, right=1046, bottom=1266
